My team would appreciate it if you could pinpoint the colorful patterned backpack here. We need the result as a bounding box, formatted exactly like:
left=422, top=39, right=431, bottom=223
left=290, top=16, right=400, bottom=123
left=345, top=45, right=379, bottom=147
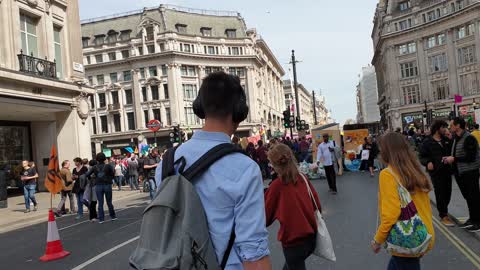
left=384, top=168, right=432, bottom=256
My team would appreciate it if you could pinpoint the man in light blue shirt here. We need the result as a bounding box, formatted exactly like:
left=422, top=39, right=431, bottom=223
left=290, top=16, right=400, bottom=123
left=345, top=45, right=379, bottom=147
left=155, top=72, right=271, bottom=270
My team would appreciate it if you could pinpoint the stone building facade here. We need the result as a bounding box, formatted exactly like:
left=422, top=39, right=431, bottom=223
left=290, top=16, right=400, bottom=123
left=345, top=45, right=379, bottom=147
left=372, top=0, right=480, bottom=131
left=81, top=5, right=285, bottom=152
left=0, top=0, right=93, bottom=189
left=356, top=66, right=381, bottom=124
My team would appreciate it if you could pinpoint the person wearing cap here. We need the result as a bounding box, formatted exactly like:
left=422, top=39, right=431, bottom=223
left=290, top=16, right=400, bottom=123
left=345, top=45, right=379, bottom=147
left=317, top=133, right=338, bottom=194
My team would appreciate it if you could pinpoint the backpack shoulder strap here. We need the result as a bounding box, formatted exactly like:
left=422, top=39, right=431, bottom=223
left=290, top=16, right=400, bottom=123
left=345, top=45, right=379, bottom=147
left=182, top=143, right=245, bottom=180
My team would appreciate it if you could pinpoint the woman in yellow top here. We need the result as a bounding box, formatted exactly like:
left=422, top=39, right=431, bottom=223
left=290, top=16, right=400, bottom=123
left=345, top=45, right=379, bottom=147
left=371, top=132, right=435, bottom=270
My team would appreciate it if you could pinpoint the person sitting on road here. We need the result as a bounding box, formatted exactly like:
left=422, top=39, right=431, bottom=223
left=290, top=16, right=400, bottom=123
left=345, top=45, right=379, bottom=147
left=264, top=144, right=321, bottom=270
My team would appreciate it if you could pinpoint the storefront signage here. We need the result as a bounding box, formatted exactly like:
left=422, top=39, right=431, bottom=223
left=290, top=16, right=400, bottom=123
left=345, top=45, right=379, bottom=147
left=147, top=119, right=162, bottom=132
left=432, top=108, right=451, bottom=120
left=402, top=112, right=423, bottom=131
left=73, top=62, right=84, bottom=73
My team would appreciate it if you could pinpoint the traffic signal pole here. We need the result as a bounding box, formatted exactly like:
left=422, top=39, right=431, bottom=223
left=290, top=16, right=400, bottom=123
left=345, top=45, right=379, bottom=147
left=291, top=50, right=301, bottom=119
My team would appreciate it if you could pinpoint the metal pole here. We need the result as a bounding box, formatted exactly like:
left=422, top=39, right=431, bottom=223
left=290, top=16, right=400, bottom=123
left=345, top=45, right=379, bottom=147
left=291, top=50, right=301, bottom=119
left=290, top=126, right=293, bottom=140
left=312, top=90, right=318, bottom=125
left=154, top=131, right=157, bottom=146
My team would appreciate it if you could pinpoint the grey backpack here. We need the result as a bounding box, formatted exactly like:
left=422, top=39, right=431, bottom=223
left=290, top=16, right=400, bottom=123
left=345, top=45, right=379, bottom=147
left=129, top=143, right=243, bottom=270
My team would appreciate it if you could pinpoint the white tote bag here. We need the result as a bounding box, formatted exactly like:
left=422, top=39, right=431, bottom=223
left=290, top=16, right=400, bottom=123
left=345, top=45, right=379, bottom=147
left=301, top=174, right=336, bottom=262
left=361, top=149, right=370, bottom=161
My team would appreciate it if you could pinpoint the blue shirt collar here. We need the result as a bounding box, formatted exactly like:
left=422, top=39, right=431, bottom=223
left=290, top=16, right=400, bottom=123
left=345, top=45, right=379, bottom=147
left=192, top=130, right=231, bottom=143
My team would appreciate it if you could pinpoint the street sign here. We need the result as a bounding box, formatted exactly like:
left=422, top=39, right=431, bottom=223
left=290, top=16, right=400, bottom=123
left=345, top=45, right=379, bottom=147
left=147, top=119, right=162, bottom=132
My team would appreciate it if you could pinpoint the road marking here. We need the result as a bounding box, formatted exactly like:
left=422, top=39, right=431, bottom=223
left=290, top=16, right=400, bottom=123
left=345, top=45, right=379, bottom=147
left=71, top=236, right=139, bottom=270
left=432, top=217, right=480, bottom=269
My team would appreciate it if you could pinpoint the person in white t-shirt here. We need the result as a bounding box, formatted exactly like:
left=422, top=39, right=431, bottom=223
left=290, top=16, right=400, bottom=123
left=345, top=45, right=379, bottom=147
left=317, top=134, right=338, bottom=194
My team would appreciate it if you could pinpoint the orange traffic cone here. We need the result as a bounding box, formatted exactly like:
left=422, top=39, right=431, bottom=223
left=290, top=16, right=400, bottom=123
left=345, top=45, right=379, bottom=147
left=39, top=209, right=71, bottom=262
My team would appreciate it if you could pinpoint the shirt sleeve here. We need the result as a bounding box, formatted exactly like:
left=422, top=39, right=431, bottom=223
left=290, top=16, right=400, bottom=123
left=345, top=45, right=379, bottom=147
left=232, top=162, right=270, bottom=262
left=316, top=144, right=323, bottom=162
left=374, top=170, right=401, bottom=244
left=154, top=160, right=164, bottom=189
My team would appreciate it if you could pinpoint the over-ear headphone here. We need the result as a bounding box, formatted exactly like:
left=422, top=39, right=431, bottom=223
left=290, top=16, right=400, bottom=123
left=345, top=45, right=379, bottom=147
left=193, top=75, right=249, bottom=123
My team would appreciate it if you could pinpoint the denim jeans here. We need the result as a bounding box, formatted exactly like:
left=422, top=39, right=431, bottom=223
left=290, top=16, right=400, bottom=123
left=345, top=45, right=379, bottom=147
left=148, top=178, right=156, bottom=200
left=75, top=191, right=88, bottom=216
left=95, top=184, right=116, bottom=222
left=387, top=256, right=421, bottom=270
left=129, top=175, right=139, bottom=190
left=23, top=184, right=37, bottom=210
left=114, top=176, right=123, bottom=191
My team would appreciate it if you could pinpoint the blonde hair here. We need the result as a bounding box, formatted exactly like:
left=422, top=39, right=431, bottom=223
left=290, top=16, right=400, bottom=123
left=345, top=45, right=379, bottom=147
left=267, top=144, right=299, bottom=184
left=378, top=132, right=432, bottom=192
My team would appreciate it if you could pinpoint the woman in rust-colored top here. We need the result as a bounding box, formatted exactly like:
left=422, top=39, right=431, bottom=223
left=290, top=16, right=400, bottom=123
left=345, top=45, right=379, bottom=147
left=265, top=144, right=321, bottom=270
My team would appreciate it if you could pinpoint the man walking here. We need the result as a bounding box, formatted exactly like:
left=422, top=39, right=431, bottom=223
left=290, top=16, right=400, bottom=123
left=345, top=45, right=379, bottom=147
left=317, top=134, right=338, bottom=194
left=419, top=120, right=455, bottom=226
left=444, top=117, right=480, bottom=232
left=20, top=160, right=38, bottom=213
left=155, top=72, right=271, bottom=269
left=144, top=148, right=161, bottom=200
left=57, top=160, right=76, bottom=216
left=128, top=154, right=140, bottom=191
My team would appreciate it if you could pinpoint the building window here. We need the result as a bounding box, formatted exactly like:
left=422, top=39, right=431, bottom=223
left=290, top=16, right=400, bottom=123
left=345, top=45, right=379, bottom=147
left=426, top=33, right=446, bottom=49
left=20, top=14, right=38, bottom=57
left=164, top=84, right=169, bottom=99
left=153, top=109, right=161, bottom=122
left=82, top=38, right=89, bottom=48
left=123, top=70, right=132, bottom=81
left=180, top=43, right=193, bottom=53
left=183, top=84, right=197, bottom=100
left=402, top=85, right=420, bottom=104
left=165, top=108, right=171, bottom=126
left=159, top=43, right=165, bottom=52
left=125, top=89, right=133, bottom=105
left=426, top=9, right=441, bottom=22
left=428, top=53, right=448, bottom=73
left=138, top=46, right=144, bottom=56
left=147, top=45, right=155, bottom=54
left=185, top=107, right=199, bottom=125
left=97, top=74, right=105, bottom=85
left=460, top=72, right=480, bottom=95
left=144, top=110, right=149, bottom=126
left=86, top=56, right=91, bottom=65
left=108, top=52, right=116, bottom=61
left=432, top=80, right=450, bottom=100
left=151, top=85, right=159, bottom=100
left=149, top=66, right=157, bottom=77
left=457, top=0, right=465, bottom=10
left=400, top=61, right=418, bottom=78
left=204, top=46, right=218, bottom=55
left=88, top=94, right=95, bottom=108
left=107, top=31, right=117, bottom=43
left=201, top=27, right=212, bottom=37
left=53, top=27, right=63, bottom=79
left=121, top=50, right=129, bottom=59
left=113, top=114, right=121, bottom=132
left=398, top=19, right=412, bottom=30
left=127, top=112, right=135, bottom=130
left=205, top=66, right=221, bottom=74
left=225, top=29, right=237, bottom=38
left=100, top=115, right=108, bottom=133
left=399, top=1, right=411, bottom=11
left=95, top=54, right=103, bottom=63
left=181, top=66, right=197, bottom=76
left=119, top=30, right=131, bottom=41
left=398, top=42, right=416, bottom=55
left=457, top=23, right=474, bottom=39
left=98, top=93, right=106, bottom=107
left=142, top=87, right=147, bottom=102
left=88, top=76, right=93, bottom=86
left=161, top=65, right=168, bottom=76
left=94, top=35, right=105, bottom=46
left=229, top=47, right=242, bottom=56
left=91, top=117, right=97, bottom=134
left=111, top=91, right=119, bottom=104
left=458, top=46, right=476, bottom=65
left=229, top=67, right=246, bottom=77
left=139, top=68, right=145, bottom=79
left=176, top=24, right=187, bottom=33
left=146, top=26, right=154, bottom=41
left=110, top=72, right=118, bottom=83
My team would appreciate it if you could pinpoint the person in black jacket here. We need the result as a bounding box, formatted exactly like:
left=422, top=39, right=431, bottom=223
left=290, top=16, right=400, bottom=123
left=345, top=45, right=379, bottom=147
left=444, top=117, right=480, bottom=232
left=419, top=120, right=455, bottom=227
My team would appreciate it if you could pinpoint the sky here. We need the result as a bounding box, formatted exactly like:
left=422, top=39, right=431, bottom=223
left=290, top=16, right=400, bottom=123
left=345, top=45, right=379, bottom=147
left=79, top=0, right=379, bottom=125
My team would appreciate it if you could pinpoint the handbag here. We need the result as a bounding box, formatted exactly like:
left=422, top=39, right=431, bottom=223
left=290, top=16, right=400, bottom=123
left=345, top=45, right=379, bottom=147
left=383, top=168, right=432, bottom=256
left=300, top=174, right=336, bottom=262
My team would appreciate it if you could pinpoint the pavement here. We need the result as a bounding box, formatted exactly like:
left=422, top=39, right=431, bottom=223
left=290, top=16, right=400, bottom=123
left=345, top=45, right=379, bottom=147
left=0, top=186, right=146, bottom=234
left=0, top=172, right=479, bottom=269
left=429, top=177, right=480, bottom=239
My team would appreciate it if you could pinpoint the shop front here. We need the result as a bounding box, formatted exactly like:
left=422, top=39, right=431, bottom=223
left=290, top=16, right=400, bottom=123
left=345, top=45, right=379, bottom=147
left=432, top=108, right=452, bottom=122
left=0, top=122, right=32, bottom=188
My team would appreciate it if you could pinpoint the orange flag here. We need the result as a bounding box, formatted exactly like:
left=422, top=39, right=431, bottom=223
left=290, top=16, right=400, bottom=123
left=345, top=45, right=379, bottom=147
left=44, top=145, right=63, bottom=194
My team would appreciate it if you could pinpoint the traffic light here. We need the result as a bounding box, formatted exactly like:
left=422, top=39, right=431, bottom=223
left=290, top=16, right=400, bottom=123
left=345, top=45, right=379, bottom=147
left=423, top=109, right=427, bottom=119
left=297, top=119, right=307, bottom=131
left=283, top=110, right=295, bottom=128
left=295, top=116, right=301, bottom=129
left=169, top=126, right=181, bottom=143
